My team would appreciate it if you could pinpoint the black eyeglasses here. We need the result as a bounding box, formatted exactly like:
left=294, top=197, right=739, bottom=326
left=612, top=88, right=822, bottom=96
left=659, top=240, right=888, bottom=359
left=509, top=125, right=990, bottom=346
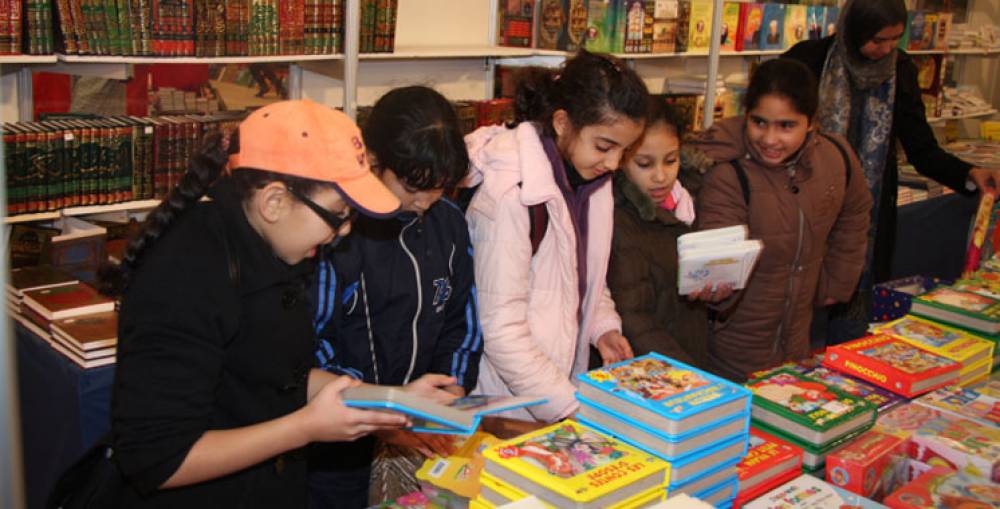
left=286, top=185, right=358, bottom=232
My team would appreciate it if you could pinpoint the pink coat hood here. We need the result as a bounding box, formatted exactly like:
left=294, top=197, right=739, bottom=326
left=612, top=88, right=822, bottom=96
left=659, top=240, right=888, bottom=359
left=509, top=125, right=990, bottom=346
left=464, top=122, right=622, bottom=421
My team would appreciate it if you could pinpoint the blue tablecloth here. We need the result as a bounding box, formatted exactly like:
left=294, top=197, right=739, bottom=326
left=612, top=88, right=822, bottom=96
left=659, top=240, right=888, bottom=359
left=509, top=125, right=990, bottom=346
left=15, top=323, right=114, bottom=509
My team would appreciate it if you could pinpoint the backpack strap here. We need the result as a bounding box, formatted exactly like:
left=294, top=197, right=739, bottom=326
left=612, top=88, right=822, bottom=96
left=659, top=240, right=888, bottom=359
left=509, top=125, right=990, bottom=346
left=730, top=158, right=752, bottom=206
left=527, top=203, right=548, bottom=256
left=818, top=132, right=852, bottom=189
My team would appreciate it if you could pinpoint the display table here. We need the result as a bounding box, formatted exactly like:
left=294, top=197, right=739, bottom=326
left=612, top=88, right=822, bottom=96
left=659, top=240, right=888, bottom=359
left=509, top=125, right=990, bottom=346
left=14, top=322, right=114, bottom=509
left=892, top=193, right=979, bottom=281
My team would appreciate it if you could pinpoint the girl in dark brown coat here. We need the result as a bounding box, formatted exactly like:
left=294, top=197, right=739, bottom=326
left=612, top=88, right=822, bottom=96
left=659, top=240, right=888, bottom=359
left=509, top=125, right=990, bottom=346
left=689, top=59, right=873, bottom=382
left=608, top=102, right=713, bottom=369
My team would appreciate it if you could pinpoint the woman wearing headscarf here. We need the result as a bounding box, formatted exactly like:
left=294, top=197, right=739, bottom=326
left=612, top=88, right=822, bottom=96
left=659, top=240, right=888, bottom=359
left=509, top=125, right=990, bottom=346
left=784, top=0, right=1000, bottom=344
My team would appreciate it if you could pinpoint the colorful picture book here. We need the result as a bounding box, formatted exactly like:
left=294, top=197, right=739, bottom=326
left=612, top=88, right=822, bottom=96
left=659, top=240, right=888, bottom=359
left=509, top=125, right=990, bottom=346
left=736, top=427, right=803, bottom=501
left=800, top=366, right=904, bottom=415
left=481, top=420, right=670, bottom=509
left=676, top=225, right=762, bottom=295
left=585, top=0, right=619, bottom=53
left=718, top=2, right=739, bottom=52
left=576, top=353, right=751, bottom=437
left=822, top=335, right=961, bottom=398
left=744, top=474, right=888, bottom=509
left=782, top=4, right=806, bottom=49
left=758, top=3, right=784, bottom=50
left=825, top=429, right=908, bottom=502
left=913, top=379, right=1000, bottom=427
left=651, top=0, right=678, bottom=53
left=908, top=414, right=1000, bottom=482
left=875, top=315, right=995, bottom=377
left=874, top=403, right=944, bottom=439
left=883, top=467, right=1000, bottom=509
left=910, top=285, right=1000, bottom=335
left=738, top=3, right=763, bottom=51
left=747, top=369, right=876, bottom=449
left=685, top=0, right=712, bottom=52
left=536, top=0, right=569, bottom=50
left=416, top=432, right=500, bottom=500
left=341, top=387, right=545, bottom=435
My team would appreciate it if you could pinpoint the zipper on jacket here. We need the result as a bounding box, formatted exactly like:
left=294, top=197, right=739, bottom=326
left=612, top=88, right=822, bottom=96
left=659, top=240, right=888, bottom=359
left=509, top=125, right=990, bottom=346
left=773, top=198, right=806, bottom=360
left=399, top=217, right=421, bottom=385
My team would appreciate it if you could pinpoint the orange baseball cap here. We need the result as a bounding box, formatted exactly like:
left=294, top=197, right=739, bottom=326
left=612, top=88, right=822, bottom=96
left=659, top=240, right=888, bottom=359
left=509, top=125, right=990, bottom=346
left=228, top=99, right=400, bottom=217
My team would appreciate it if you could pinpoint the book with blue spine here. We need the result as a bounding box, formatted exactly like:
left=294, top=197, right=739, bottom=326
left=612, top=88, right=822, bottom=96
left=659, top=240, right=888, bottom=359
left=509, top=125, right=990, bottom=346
left=575, top=353, right=752, bottom=437
left=580, top=415, right=748, bottom=486
left=576, top=393, right=749, bottom=460
left=691, top=475, right=738, bottom=508
left=341, top=388, right=546, bottom=435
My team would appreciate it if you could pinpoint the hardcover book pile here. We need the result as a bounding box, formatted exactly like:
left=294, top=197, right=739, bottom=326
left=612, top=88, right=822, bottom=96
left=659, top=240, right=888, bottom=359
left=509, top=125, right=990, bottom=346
left=746, top=368, right=877, bottom=472
left=732, top=428, right=802, bottom=508
left=676, top=225, right=762, bottom=296
left=874, top=315, right=995, bottom=387
left=8, top=268, right=118, bottom=369
left=575, top=353, right=752, bottom=507
left=476, top=420, right=670, bottom=508
left=497, top=0, right=841, bottom=55
left=4, top=112, right=244, bottom=217
left=49, top=0, right=345, bottom=56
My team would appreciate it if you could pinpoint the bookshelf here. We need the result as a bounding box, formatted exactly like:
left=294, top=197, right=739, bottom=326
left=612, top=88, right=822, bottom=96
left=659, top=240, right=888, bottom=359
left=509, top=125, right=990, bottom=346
left=2, top=0, right=999, bottom=223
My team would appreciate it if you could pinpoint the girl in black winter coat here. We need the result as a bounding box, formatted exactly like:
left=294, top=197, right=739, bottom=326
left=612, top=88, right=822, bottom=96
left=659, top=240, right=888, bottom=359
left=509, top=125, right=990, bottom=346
left=104, top=100, right=408, bottom=508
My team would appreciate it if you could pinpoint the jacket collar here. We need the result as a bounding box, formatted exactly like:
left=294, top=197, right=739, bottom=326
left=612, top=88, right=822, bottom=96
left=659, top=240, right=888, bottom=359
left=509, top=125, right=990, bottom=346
left=465, top=122, right=566, bottom=207
left=208, top=177, right=314, bottom=295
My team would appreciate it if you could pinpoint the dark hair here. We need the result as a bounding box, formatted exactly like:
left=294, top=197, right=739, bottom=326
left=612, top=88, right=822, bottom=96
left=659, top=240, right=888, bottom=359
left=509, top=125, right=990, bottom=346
left=363, top=86, right=469, bottom=192
left=646, top=98, right=686, bottom=140
left=744, top=59, right=819, bottom=119
left=100, top=130, right=332, bottom=296
left=842, top=0, right=908, bottom=53
left=513, top=49, right=649, bottom=136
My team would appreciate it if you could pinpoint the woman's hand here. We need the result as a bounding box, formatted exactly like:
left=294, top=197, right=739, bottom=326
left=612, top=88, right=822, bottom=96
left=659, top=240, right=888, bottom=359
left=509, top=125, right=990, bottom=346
left=404, top=373, right=462, bottom=405
left=687, top=282, right=735, bottom=303
left=376, top=429, right=457, bottom=458
left=298, top=375, right=409, bottom=443
left=596, top=331, right=634, bottom=366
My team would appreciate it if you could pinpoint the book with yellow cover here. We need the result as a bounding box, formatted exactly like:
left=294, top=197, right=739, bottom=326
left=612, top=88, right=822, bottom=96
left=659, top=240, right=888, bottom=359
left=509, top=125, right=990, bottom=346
left=874, top=315, right=994, bottom=376
left=478, top=472, right=666, bottom=509
left=685, top=0, right=713, bottom=52
left=482, top=420, right=669, bottom=509
left=416, top=432, right=500, bottom=499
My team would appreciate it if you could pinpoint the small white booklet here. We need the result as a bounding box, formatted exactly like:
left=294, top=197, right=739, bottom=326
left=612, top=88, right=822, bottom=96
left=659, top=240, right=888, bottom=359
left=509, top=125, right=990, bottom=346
left=341, top=386, right=546, bottom=435
left=677, top=225, right=762, bottom=295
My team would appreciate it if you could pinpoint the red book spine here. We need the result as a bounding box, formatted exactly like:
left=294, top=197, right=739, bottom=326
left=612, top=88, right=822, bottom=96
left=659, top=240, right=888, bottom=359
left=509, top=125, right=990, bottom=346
left=734, top=3, right=748, bottom=51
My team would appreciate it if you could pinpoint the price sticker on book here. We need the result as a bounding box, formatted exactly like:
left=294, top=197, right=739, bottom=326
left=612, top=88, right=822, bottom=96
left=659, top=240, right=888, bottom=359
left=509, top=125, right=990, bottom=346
left=64, top=133, right=74, bottom=141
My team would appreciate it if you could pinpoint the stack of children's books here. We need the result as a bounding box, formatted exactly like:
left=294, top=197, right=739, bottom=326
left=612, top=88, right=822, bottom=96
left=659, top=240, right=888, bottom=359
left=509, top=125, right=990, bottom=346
left=732, top=428, right=802, bottom=508
left=746, top=369, right=877, bottom=475
left=574, top=353, right=752, bottom=507
left=909, top=285, right=1000, bottom=336
left=874, top=315, right=995, bottom=387
left=476, top=420, right=670, bottom=508
left=822, top=335, right=962, bottom=399
left=676, top=225, right=762, bottom=295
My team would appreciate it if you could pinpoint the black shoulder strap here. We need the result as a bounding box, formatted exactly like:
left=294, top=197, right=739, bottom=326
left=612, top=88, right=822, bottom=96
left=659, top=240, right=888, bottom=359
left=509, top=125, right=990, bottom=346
left=528, top=203, right=548, bottom=256
left=730, top=158, right=751, bottom=206
left=818, top=132, right=852, bottom=188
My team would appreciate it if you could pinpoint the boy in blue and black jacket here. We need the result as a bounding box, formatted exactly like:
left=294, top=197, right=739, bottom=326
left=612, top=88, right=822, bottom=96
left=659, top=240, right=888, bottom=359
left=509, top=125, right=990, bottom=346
left=307, top=86, right=482, bottom=509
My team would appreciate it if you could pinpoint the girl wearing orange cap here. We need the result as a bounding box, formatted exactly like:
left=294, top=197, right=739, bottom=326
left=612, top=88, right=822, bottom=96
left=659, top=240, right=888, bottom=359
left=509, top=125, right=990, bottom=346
left=97, top=100, right=408, bottom=508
